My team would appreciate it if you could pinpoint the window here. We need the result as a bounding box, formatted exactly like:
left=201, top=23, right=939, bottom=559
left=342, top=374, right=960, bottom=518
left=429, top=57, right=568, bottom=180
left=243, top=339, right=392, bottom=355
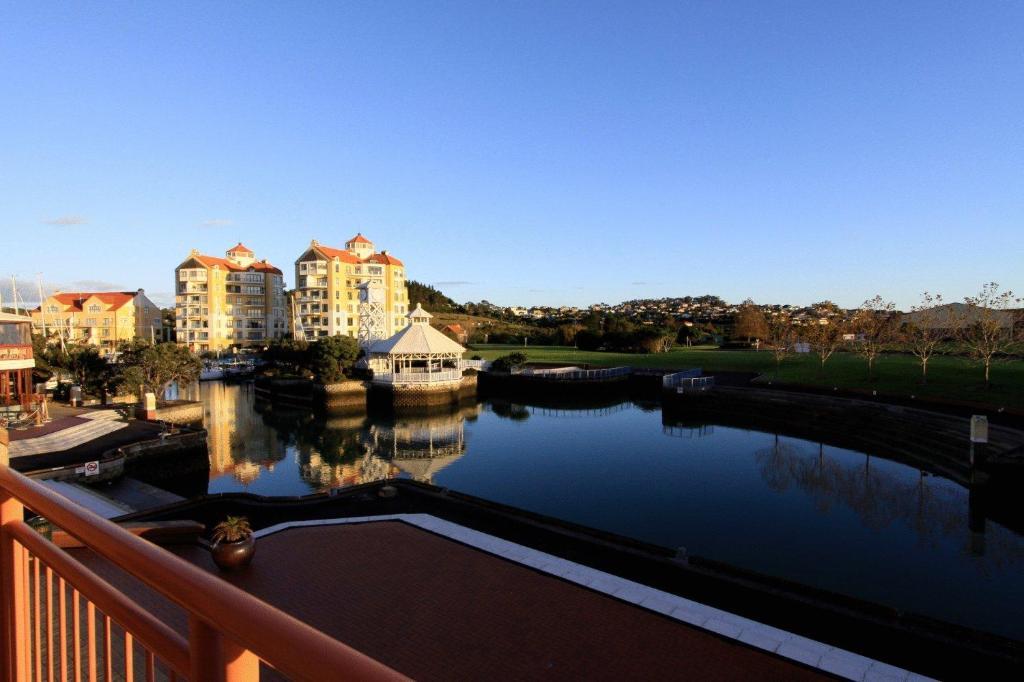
left=88, top=304, right=101, bottom=313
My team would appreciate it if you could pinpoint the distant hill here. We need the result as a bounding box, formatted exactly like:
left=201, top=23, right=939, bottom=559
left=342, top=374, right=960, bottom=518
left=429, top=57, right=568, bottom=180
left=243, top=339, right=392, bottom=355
left=407, top=280, right=461, bottom=313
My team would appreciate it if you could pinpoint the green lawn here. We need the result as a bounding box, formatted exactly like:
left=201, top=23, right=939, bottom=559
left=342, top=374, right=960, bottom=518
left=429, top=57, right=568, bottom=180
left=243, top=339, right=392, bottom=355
left=468, top=344, right=1024, bottom=410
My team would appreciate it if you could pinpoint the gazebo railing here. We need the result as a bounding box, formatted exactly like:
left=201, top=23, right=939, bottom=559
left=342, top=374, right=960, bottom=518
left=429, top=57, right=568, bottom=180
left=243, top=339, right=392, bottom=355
left=373, top=369, right=464, bottom=385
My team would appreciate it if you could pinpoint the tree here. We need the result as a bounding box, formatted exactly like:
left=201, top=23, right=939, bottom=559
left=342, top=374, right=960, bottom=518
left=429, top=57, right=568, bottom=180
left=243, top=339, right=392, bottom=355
left=957, top=283, right=1020, bottom=387
left=31, top=334, right=55, bottom=381
left=265, top=337, right=311, bottom=376
left=58, top=344, right=118, bottom=397
left=903, top=292, right=951, bottom=384
left=809, top=300, right=843, bottom=318
left=851, top=296, right=897, bottom=380
left=308, top=335, right=360, bottom=383
left=802, top=319, right=846, bottom=373
left=575, top=330, right=602, bottom=351
left=490, top=352, right=528, bottom=373
left=765, top=311, right=795, bottom=376
left=118, top=340, right=201, bottom=397
left=405, top=281, right=460, bottom=313
left=733, top=300, right=768, bottom=344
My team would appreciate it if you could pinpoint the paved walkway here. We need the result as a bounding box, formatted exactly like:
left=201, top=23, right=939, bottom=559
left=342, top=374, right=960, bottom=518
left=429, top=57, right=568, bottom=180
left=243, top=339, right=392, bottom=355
left=9, top=410, right=128, bottom=457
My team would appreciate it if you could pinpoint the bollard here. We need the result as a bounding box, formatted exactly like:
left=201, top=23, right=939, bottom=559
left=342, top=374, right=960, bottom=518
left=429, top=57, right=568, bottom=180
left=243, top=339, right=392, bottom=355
left=970, top=415, right=989, bottom=469
left=69, top=385, right=82, bottom=407
left=135, top=391, right=158, bottom=421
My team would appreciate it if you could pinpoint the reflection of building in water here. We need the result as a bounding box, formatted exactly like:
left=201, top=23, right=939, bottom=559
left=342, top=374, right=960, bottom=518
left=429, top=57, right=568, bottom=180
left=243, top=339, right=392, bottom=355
left=367, top=405, right=479, bottom=483
left=193, top=382, right=287, bottom=486
left=299, top=450, right=398, bottom=490
left=291, top=410, right=401, bottom=490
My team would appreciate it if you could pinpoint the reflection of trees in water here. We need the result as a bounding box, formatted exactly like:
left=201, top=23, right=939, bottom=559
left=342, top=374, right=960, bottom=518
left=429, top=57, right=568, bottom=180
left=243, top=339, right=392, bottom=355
left=754, top=435, right=1024, bottom=569
left=489, top=400, right=530, bottom=421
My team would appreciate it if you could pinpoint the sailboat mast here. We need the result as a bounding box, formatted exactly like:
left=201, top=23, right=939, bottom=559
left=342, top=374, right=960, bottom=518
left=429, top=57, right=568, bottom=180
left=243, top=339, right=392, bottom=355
left=10, top=275, right=19, bottom=315
left=37, top=274, right=47, bottom=336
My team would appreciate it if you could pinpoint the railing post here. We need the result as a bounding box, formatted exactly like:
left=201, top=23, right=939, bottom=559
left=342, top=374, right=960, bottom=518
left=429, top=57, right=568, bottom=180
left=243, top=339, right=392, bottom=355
left=1, top=428, right=29, bottom=682
left=189, top=615, right=259, bottom=682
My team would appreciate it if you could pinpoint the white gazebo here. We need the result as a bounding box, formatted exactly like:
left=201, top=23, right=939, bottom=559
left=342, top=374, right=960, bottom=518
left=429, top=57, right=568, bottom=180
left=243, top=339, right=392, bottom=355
left=368, top=304, right=466, bottom=386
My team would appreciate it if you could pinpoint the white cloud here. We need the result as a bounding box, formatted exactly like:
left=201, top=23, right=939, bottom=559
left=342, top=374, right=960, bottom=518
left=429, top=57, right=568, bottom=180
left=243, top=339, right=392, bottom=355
left=43, top=215, right=87, bottom=226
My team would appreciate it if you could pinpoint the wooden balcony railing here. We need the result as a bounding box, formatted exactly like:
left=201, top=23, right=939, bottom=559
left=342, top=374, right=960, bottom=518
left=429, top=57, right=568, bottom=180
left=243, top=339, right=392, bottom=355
left=0, top=429, right=406, bottom=681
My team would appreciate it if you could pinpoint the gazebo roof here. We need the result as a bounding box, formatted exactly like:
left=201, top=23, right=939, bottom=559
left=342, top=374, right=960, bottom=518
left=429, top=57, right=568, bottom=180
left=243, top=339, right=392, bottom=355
left=371, top=305, right=465, bottom=356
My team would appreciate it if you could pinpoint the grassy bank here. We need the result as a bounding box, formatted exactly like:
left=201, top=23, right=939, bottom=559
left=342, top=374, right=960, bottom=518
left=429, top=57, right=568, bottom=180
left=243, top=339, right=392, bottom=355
left=468, top=344, right=1024, bottom=410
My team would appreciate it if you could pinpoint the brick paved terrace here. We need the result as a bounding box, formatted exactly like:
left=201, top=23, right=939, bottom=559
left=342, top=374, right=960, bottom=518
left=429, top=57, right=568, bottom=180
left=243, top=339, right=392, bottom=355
left=66, top=517, right=933, bottom=680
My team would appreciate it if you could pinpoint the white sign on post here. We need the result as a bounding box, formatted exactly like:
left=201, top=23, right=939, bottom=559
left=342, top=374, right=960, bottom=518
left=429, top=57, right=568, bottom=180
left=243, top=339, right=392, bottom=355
left=84, top=461, right=100, bottom=477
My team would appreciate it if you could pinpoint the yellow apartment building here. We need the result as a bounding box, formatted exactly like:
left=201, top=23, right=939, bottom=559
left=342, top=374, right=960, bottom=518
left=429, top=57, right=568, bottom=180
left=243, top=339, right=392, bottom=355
left=30, top=289, right=163, bottom=356
left=293, top=233, right=409, bottom=341
left=174, top=243, right=288, bottom=352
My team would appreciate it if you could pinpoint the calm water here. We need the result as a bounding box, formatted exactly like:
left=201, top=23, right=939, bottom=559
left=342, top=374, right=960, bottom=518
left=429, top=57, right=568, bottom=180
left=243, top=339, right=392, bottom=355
left=186, top=382, right=1024, bottom=640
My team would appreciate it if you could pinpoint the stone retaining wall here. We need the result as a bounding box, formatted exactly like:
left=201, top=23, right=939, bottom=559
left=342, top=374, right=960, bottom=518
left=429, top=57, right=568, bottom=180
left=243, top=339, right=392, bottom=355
left=154, top=401, right=204, bottom=425
left=29, top=429, right=209, bottom=484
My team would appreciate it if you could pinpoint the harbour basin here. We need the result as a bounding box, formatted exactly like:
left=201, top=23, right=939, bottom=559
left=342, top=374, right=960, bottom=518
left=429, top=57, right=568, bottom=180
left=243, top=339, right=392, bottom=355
left=184, top=381, right=1024, bottom=641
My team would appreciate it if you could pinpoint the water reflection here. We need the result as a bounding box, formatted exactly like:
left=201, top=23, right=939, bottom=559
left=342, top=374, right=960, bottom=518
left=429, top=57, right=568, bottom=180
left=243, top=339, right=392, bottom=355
left=185, top=383, right=1024, bottom=638
left=187, top=382, right=479, bottom=493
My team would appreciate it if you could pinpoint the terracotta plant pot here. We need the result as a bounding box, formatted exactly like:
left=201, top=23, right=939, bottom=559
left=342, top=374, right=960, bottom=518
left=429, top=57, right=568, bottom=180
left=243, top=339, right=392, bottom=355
left=211, top=535, right=255, bottom=571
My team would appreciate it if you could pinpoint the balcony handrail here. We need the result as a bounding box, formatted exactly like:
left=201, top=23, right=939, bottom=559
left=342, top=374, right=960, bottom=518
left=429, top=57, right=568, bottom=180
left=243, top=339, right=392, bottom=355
left=5, top=519, right=191, bottom=675
left=0, top=459, right=405, bottom=681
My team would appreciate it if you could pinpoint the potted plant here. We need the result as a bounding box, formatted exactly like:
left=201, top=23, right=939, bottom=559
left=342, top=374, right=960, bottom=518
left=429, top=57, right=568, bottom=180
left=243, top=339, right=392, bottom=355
left=210, top=516, right=255, bottom=570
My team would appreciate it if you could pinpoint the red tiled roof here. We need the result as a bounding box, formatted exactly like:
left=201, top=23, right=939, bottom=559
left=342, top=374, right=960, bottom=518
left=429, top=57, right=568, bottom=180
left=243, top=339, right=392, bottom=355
left=347, top=233, right=372, bottom=245
left=312, top=245, right=361, bottom=264
left=304, top=242, right=403, bottom=267
left=443, top=323, right=466, bottom=334
left=227, top=242, right=254, bottom=254
left=193, top=254, right=283, bottom=275
left=366, top=253, right=403, bottom=266
left=46, top=291, right=138, bottom=312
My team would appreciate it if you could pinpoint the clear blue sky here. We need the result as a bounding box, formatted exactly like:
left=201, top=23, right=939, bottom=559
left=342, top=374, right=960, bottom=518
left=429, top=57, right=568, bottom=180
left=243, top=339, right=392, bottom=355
left=2, top=1, right=1021, bottom=310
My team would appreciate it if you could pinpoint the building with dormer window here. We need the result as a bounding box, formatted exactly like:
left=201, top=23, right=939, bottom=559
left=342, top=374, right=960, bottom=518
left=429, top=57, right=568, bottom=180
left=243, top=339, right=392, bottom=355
left=29, top=289, right=162, bottom=356
left=174, top=243, right=287, bottom=352
left=292, top=233, right=409, bottom=340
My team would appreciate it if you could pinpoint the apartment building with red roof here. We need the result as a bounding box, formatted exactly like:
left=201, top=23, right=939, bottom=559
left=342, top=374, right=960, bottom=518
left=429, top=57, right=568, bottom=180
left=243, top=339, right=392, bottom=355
left=174, top=244, right=287, bottom=351
left=293, top=233, right=409, bottom=341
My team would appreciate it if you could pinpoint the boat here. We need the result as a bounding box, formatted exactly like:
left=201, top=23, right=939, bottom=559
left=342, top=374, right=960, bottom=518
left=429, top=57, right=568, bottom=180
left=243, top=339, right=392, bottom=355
left=200, top=362, right=225, bottom=381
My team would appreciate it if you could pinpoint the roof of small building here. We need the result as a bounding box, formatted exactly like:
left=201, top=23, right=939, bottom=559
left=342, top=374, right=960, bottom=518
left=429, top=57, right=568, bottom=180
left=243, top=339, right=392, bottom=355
left=228, top=242, right=254, bottom=254
left=443, top=323, right=466, bottom=334
left=371, top=305, right=465, bottom=356
left=36, top=291, right=140, bottom=313
left=347, top=233, right=373, bottom=244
